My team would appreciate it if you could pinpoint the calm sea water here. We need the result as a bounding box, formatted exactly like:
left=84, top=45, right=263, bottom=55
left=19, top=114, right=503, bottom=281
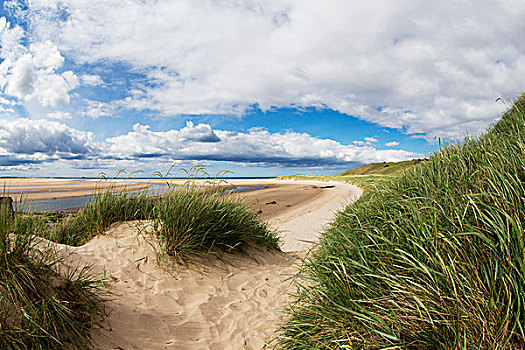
left=19, top=184, right=266, bottom=212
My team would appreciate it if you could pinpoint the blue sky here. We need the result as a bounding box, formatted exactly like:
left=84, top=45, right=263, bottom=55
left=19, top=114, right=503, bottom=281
left=0, top=0, right=524, bottom=177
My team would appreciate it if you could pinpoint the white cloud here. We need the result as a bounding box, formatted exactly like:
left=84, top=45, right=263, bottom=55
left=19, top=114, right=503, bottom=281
left=385, top=141, right=400, bottom=147
left=0, top=97, right=16, bottom=105
left=107, top=122, right=419, bottom=167
left=81, top=74, right=104, bottom=86
left=0, top=116, right=418, bottom=170
left=354, top=137, right=378, bottom=146
left=0, top=105, right=14, bottom=113
left=179, top=121, right=220, bottom=142
left=30, top=40, right=64, bottom=69
left=0, top=18, right=79, bottom=107
left=0, top=16, right=25, bottom=61
left=4, top=54, right=34, bottom=99
left=81, top=100, right=118, bottom=119
left=46, top=111, right=72, bottom=120
left=16, top=0, right=525, bottom=140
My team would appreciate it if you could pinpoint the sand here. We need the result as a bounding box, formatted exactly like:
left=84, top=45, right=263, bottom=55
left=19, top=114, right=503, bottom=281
left=47, top=179, right=362, bottom=349
left=0, top=178, right=149, bottom=202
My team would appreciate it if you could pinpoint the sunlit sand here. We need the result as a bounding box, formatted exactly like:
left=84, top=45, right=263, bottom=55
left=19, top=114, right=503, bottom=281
left=22, top=178, right=362, bottom=349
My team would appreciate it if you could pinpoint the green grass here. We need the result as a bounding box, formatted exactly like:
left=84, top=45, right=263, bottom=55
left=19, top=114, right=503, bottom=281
left=153, top=188, right=280, bottom=261
left=278, top=159, right=424, bottom=190
left=341, top=159, right=426, bottom=176
left=51, top=189, right=154, bottom=246
left=1, top=171, right=279, bottom=348
left=278, top=94, right=525, bottom=349
left=277, top=173, right=395, bottom=189
left=49, top=180, right=279, bottom=260
left=0, top=202, right=105, bottom=349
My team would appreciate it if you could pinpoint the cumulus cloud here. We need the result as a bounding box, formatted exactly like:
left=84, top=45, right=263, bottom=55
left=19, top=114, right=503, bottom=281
left=46, top=111, right=72, bottom=120
left=354, top=138, right=378, bottom=146
left=16, top=0, right=525, bottom=140
left=179, top=121, right=220, bottom=142
left=81, top=100, right=118, bottom=119
left=0, top=116, right=418, bottom=170
left=0, top=18, right=79, bottom=107
left=385, top=141, right=400, bottom=147
left=81, top=74, right=104, bottom=86
left=0, top=118, right=97, bottom=166
left=107, top=122, right=419, bottom=167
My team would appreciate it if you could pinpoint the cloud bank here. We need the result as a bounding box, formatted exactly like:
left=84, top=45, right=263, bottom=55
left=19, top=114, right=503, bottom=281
left=12, top=0, right=525, bottom=140
left=107, top=121, right=418, bottom=167
left=0, top=118, right=96, bottom=167
left=0, top=118, right=419, bottom=170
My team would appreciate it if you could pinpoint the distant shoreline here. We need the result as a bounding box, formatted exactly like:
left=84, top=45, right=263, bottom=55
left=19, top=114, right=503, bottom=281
left=0, top=176, right=277, bottom=180
left=0, top=178, right=282, bottom=212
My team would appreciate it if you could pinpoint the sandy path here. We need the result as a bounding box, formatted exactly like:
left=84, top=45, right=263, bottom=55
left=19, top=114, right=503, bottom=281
left=56, top=179, right=361, bottom=349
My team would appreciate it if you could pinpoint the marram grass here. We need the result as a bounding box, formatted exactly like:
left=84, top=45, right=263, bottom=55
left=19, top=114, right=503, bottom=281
left=52, top=189, right=153, bottom=246
left=50, top=177, right=279, bottom=259
left=1, top=170, right=279, bottom=348
left=0, top=201, right=105, bottom=349
left=277, top=95, right=525, bottom=349
left=153, top=187, right=280, bottom=261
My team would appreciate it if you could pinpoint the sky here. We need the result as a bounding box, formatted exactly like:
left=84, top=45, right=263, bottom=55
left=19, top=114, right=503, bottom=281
left=0, top=0, right=524, bottom=178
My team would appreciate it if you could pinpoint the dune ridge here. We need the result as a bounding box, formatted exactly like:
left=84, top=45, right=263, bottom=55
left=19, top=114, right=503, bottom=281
left=53, top=179, right=361, bottom=349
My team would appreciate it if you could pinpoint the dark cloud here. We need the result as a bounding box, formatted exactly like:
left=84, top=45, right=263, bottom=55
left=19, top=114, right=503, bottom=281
left=0, top=156, right=45, bottom=167
left=0, top=119, right=95, bottom=155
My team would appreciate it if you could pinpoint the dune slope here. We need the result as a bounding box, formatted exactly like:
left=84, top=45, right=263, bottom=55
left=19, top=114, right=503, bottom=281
left=55, top=180, right=360, bottom=349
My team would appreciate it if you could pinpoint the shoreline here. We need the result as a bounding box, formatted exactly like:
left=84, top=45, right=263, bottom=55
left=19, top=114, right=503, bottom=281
left=0, top=178, right=150, bottom=202
left=0, top=178, right=278, bottom=203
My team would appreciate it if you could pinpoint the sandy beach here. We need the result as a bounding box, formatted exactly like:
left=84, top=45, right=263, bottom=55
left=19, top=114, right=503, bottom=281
left=0, top=178, right=150, bottom=202
left=33, top=179, right=361, bottom=349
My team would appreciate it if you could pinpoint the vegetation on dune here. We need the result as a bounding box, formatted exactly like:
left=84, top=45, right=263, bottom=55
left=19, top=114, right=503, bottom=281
left=48, top=168, right=279, bottom=259
left=278, top=159, right=424, bottom=189
left=277, top=173, right=393, bottom=189
left=340, top=159, right=426, bottom=176
left=278, top=95, right=525, bottom=349
left=0, top=169, right=279, bottom=349
left=0, top=203, right=105, bottom=349
left=1, top=166, right=279, bottom=348
left=47, top=170, right=153, bottom=246
left=154, top=188, right=280, bottom=261
left=52, top=189, right=153, bottom=246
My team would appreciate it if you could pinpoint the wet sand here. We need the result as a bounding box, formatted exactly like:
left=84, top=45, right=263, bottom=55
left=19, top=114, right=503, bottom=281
left=0, top=179, right=326, bottom=219
left=0, top=178, right=149, bottom=202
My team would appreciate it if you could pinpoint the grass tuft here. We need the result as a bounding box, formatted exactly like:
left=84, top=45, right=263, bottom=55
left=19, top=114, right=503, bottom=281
left=0, top=201, right=105, bottom=349
left=49, top=173, right=280, bottom=260
left=52, top=189, right=153, bottom=246
left=2, top=167, right=279, bottom=348
left=153, top=187, right=280, bottom=261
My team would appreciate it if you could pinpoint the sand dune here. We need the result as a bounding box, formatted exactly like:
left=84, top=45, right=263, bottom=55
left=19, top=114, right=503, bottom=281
left=53, top=179, right=361, bottom=349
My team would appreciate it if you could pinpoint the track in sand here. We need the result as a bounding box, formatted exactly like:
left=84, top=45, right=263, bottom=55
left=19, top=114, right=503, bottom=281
left=56, top=179, right=362, bottom=349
